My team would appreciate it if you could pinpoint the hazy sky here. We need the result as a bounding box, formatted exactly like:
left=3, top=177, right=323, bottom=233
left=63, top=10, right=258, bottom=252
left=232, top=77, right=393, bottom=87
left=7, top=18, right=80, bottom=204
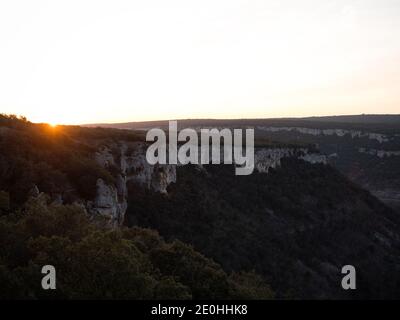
left=0, top=0, right=399, bottom=124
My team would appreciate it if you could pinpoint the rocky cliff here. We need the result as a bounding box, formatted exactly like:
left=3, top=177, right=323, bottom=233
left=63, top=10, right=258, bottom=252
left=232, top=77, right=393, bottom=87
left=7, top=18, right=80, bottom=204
left=358, top=147, right=400, bottom=158
left=258, top=126, right=390, bottom=143
left=89, top=143, right=176, bottom=226
left=254, top=148, right=326, bottom=173
left=89, top=143, right=327, bottom=225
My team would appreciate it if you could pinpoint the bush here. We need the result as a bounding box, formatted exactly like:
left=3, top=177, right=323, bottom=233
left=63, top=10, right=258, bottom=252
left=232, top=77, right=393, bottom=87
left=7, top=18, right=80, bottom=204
left=0, top=197, right=273, bottom=299
left=0, top=191, right=10, bottom=212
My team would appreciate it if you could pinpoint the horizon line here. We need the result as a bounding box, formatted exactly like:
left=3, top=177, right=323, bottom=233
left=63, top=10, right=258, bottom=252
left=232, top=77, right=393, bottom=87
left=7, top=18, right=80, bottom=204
left=77, top=113, right=400, bottom=127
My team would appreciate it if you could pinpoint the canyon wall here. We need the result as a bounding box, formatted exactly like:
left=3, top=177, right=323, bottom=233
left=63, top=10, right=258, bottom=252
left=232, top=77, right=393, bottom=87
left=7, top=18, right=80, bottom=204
left=88, top=143, right=327, bottom=225
left=257, top=126, right=390, bottom=143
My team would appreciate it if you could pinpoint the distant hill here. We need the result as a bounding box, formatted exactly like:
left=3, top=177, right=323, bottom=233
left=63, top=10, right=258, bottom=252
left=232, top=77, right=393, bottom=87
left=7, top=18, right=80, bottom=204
left=84, top=114, right=400, bottom=133
left=302, top=114, right=400, bottom=124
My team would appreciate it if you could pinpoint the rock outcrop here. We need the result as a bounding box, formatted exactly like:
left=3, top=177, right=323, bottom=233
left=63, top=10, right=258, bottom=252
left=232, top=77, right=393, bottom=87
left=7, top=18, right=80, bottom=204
left=258, top=126, right=390, bottom=143
left=89, top=142, right=177, bottom=225
left=254, top=148, right=326, bottom=173
left=89, top=142, right=326, bottom=225
left=358, top=148, right=400, bottom=158
left=119, top=142, right=176, bottom=192
left=91, top=178, right=121, bottom=222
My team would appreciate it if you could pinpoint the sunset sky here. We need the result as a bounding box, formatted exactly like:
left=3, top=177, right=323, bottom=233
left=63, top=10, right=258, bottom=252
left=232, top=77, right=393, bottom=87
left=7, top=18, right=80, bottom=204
left=0, top=0, right=399, bottom=125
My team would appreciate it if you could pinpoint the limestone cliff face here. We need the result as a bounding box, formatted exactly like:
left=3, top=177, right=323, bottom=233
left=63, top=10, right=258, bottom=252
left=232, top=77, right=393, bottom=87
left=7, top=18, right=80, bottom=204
left=258, top=126, right=390, bottom=143
left=299, top=153, right=328, bottom=165
left=88, top=178, right=126, bottom=226
left=254, top=148, right=326, bottom=173
left=358, top=147, right=400, bottom=158
left=119, top=142, right=176, bottom=192
left=90, top=143, right=176, bottom=225
left=254, top=148, right=295, bottom=173
left=89, top=143, right=326, bottom=225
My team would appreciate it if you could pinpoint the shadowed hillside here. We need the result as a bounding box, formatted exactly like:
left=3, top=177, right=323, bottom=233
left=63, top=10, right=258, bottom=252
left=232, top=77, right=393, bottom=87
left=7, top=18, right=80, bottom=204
left=1, top=114, right=400, bottom=299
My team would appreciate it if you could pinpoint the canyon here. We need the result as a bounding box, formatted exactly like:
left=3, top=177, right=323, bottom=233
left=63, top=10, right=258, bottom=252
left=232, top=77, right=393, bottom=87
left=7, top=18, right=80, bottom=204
left=88, top=142, right=327, bottom=226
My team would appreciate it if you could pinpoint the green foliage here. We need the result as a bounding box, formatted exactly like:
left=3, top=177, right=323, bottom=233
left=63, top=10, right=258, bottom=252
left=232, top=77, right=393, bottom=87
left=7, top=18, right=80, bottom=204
left=126, top=162, right=400, bottom=299
left=0, top=264, right=27, bottom=299
left=18, top=194, right=91, bottom=241
left=149, top=240, right=231, bottom=299
left=0, top=196, right=272, bottom=299
left=228, top=271, right=275, bottom=299
left=0, top=114, right=120, bottom=205
left=0, top=191, right=10, bottom=212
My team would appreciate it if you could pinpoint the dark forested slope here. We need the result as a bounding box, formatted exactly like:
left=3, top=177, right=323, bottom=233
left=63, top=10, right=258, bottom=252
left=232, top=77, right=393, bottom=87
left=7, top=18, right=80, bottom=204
left=126, top=162, right=400, bottom=299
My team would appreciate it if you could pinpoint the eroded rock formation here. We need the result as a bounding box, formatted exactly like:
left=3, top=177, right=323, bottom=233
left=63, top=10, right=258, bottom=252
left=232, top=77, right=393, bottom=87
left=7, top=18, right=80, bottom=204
left=258, top=126, right=390, bottom=143
left=89, top=142, right=326, bottom=225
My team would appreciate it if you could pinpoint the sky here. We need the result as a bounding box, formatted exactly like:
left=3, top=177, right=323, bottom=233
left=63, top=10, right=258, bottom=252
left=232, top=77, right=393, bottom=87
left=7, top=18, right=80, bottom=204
left=0, top=0, right=399, bottom=125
